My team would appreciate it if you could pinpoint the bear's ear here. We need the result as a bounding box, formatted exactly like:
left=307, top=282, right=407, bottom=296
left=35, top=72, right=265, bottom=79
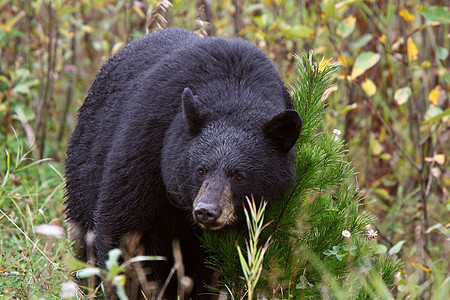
left=263, top=109, right=302, bottom=152
left=182, top=87, right=205, bottom=134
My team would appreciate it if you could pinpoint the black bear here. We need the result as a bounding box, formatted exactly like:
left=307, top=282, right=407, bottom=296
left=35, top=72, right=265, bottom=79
left=65, top=28, right=302, bottom=298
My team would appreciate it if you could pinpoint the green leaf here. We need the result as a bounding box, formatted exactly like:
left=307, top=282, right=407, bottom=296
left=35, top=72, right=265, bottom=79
left=335, top=0, right=363, bottom=9
left=437, top=47, right=449, bottom=60
left=280, top=24, right=314, bottom=39
left=112, top=275, right=129, bottom=300
left=351, top=52, right=381, bottom=79
left=336, top=15, right=356, bottom=38
left=12, top=78, right=39, bottom=95
left=425, top=223, right=447, bottom=234
left=15, top=158, right=53, bottom=172
left=128, top=255, right=166, bottom=263
left=344, top=245, right=357, bottom=256
left=63, top=256, right=91, bottom=272
left=253, top=13, right=271, bottom=28
left=236, top=245, right=250, bottom=277
left=389, top=240, right=406, bottom=255
left=423, top=107, right=448, bottom=124
left=296, top=276, right=309, bottom=289
left=323, top=249, right=334, bottom=256
left=352, top=34, right=373, bottom=50
left=375, top=244, right=388, bottom=254
left=337, top=103, right=357, bottom=115
left=107, top=264, right=126, bottom=280
left=105, top=248, right=122, bottom=270
left=444, top=69, right=450, bottom=84
left=76, top=267, right=102, bottom=279
left=357, top=258, right=373, bottom=273
left=0, top=75, right=9, bottom=84
left=421, top=6, right=450, bottom=24
left=321, top=0, right=335, bottom=19
left=343, top=245, right=357, bottom=251
left=394, top=87, right=412, bottom=105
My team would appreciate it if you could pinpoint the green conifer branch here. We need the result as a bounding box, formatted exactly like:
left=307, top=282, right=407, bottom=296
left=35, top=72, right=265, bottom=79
left=201, top=51, right=402, bottom=299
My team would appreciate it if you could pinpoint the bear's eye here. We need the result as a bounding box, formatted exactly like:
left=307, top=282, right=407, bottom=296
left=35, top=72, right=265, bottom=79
left=234, top=174, right=245, bottom=183
left=197, top=167, right=207, bottom=177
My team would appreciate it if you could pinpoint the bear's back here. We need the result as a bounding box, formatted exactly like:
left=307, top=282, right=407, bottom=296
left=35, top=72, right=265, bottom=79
left=65, top=29, right=201, bottom=229
left=80, top=28, right=200, bottom=116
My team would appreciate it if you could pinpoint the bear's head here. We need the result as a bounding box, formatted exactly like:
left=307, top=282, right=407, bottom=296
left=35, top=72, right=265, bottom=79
left=161, top=87, right=302, bottom=230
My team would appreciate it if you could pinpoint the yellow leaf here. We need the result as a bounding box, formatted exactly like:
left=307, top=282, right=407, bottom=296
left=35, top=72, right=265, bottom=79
left=407, top=37, right=418, bottom=61
left=428, top=87, right=439, bottom=105
left=345, top=15, right=357, bottom=25
left=62, top=20, right=70, bottom=29
left=421, top=60, right=431, bottom=68
left=437, top=68, right=446, bottom=76
left=118, top=275, right=126, bottom=285
left=443, top=175, right=450, bottom=186
left=378, top=34, right=387, bottom=44
left=361, top=78, right=377, bottom=97
left=112, top=42, right=125, bottom=55
left=318, top=59, right=331, bottom=72
left=82, top=25, right=93, bottom=33
left=322, top=86, right=339, bottom=102
left=96, top=0, right=107, bottom=7
left=424, top=154, right=445, bottom=165
left=379, top=153, right=392, bottom=161
left=434, top=154, right=445, bottom=165
left=411, top=261, right=432, bottom=273
left=379, top=127, right=386, bottom=143
left=428, top=85, right=444, bottom=105
left=338, top=55, right=348, bottom=68
left=1, top=11, right=26, bottom=32
left=399, top=8, right=415, bottom=22
left=371, top=139, right=383, bottom=156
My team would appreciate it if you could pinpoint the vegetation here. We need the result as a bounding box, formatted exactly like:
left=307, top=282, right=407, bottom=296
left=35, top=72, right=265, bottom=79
left=1, top=0, right=448, bottom=298
left=203, top=52, right=402, bottom=298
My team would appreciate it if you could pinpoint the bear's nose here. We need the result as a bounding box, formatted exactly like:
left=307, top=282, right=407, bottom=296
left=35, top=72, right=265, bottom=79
left=193, top=203, right=221, bottom=227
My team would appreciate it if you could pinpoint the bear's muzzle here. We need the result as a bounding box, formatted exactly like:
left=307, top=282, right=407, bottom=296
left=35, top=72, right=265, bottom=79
left=193, top=176, right=236, bottom=230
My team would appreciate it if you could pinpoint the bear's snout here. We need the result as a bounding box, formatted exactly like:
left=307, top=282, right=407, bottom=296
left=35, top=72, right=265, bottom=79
left=192, top=176, right=236, bottom=230
left=193, top=203, right=222, bottom=227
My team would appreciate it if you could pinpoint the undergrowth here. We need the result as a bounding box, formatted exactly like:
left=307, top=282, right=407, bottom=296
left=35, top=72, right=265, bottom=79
left=202, top=52, right=403, bottom=299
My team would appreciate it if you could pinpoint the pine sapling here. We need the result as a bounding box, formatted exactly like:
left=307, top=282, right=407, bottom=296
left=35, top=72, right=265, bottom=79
left=202, top=51, right=402, bottom=299
left=236, top=196, right=272, bottom=299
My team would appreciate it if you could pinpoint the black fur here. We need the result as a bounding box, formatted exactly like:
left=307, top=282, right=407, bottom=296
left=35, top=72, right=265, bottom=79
left=65, top=28, right=301, bottom=297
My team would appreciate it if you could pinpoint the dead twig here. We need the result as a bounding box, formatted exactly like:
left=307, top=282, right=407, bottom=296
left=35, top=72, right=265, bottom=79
left=146, top=0, right=172, bottom=33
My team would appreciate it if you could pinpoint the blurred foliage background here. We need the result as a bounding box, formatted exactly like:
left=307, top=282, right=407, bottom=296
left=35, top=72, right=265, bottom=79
left=0, top=0, right=448, bottom=298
